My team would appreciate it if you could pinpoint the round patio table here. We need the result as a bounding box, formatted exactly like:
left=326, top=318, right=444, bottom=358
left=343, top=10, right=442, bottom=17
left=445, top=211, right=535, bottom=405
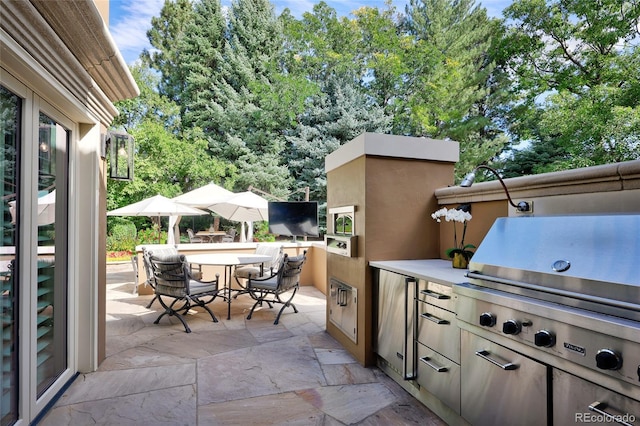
left=187, top=253, right=271, bottom=319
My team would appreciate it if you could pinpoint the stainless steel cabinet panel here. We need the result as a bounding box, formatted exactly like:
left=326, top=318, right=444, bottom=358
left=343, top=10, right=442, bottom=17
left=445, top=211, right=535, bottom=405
left=553, top=369, right=640, bottom=425
left=376, top=270, right=415, bottom=379
left=416, top=301, right=460, bottom=363
left=416, top=343, right=461, bottom=414
left=461, top=330, right=549, bottom=426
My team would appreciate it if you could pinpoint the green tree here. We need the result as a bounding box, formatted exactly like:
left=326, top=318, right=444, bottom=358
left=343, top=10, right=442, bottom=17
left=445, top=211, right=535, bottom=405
left=402, top=0, right=508, bottom=179
left=111, top=63, right=180, bottom=132
left=204, top=0, right=292, bottom=197
left=500, top=0, right=640, bottom=171
left=285, top=74, right=391, bottom=205
left=177, top=0, right=226, bottom=130
left=108, top=63, right=229, bottom=222
left=142, top=0, right=195, bottom=105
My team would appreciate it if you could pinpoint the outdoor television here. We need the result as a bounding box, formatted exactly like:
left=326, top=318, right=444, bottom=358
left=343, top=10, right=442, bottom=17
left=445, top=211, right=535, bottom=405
left=268, top=201, right=319, bottom=238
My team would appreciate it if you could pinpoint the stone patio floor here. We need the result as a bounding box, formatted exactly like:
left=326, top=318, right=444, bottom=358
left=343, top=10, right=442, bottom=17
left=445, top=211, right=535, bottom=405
left=38, top=263, right=446, bottom=425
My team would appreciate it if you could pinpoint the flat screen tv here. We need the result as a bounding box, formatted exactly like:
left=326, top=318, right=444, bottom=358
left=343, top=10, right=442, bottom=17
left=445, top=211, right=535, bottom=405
left=268, top=201, right=319, bottom=238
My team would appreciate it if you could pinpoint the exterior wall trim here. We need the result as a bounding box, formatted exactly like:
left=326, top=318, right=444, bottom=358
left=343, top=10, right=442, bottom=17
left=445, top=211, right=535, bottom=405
left=435, top=159, right=640, bottom=205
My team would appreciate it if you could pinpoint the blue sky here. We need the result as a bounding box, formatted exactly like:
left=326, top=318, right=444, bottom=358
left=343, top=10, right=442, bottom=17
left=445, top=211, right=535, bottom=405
left=109, top=0, right=512, bottom=65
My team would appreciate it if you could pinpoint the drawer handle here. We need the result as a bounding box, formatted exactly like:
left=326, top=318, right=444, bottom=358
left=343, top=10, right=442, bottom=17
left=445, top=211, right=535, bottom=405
left=589, top=402, right=634, bottom=426
left=421, top=312, right=449, bottom=325
left=475, top=350, right=518, bottom=370
left=421, top=289, right=450, bottom=300
left=420, top=356, right=448, bottom=372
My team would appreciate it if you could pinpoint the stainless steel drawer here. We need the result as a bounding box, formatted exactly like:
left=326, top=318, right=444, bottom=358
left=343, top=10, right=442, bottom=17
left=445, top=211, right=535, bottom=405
left=416, top=343, right=461, bottom=414
left=417, top=279, right=455, bottom=312
left=416, top=301, right=460, bottom=363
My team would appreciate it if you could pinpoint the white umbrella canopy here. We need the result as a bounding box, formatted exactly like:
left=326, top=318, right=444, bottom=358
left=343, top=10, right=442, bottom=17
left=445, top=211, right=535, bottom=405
left=171, top=182, right=234, bottom=208
left=107, top=194, right=207, bottom=217
left=108, top=195, right=207, bottom=244
left=208, top=191, right=268, bottom=223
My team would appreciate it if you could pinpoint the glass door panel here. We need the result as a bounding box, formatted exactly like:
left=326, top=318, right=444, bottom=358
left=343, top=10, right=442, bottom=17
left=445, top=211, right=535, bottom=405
left=1, top=86, right=19, bottom=425
left=35, top=112, right=68, bottom=397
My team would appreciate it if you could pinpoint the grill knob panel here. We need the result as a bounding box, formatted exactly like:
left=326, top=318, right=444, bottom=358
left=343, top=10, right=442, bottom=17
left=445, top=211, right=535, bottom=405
left=479, top=312, right=496, bottom=327
left=534, top=330, right=556, bottom=347
left=595, top=349, right=622, bottom=370
left=502, top=320, right=521, bottom=335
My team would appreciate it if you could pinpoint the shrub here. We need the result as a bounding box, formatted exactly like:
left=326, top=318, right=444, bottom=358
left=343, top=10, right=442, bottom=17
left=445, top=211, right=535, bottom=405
left=106, top=219, right=137, bottom=252
left=136, top=224, right=168, bottom=245
left=253, top=221, right=275, bottom=242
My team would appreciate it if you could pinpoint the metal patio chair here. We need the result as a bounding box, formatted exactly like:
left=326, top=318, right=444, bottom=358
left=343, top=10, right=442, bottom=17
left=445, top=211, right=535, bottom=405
left=147, top=252, right=220, bottom=333
left=234, top=244, right=284, bottom=284
left=245, top=251, right=307, bottom=325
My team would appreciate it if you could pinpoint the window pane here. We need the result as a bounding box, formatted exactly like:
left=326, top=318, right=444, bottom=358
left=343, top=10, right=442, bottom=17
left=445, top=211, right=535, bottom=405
left=36, top=113, right=67, bottom=397
left=0, top=85, right=19, bottom=425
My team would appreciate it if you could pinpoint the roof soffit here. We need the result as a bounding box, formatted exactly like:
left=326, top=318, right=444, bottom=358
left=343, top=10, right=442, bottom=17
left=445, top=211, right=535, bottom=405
left=30, top=0, right=139, bottom=101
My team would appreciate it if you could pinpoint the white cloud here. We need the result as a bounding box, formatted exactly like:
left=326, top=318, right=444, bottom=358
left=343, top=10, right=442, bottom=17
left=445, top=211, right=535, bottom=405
left=110, top=0, right=164, bottom=63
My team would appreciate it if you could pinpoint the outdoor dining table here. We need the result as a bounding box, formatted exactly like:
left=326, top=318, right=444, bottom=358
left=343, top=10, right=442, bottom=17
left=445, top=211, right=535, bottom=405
left=195, top=230, right=227, bottom=243
left=186, top=253, right=271, bottom=319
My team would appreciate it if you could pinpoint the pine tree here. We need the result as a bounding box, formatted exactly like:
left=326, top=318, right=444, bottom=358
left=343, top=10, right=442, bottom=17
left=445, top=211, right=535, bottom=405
left=143, top=0, right=195, bottom=105
left=286, top=75, right=391, bottom=208
left=403, top=0, right=508, bottom=179
left=177, top=0, right=226, bottom=130
left=205, top=0, right=292, bottom=195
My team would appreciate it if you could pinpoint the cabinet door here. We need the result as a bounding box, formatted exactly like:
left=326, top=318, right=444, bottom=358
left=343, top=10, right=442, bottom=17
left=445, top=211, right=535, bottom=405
left=553, top=369, right=640, bottom=425
left=461, top=330, right=549, bottom=426
left=376, top=270, right=415, bottom=379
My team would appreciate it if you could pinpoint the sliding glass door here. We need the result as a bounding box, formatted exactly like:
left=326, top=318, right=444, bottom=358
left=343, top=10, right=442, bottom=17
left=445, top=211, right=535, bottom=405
left=1, top=82, right=69, bottom=425
left=1, top=84, right=20, bottom=426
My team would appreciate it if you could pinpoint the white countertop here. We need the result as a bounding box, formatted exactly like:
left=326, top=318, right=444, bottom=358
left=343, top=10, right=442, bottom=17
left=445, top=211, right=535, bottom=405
left=369, top=259, right=469, bottom=286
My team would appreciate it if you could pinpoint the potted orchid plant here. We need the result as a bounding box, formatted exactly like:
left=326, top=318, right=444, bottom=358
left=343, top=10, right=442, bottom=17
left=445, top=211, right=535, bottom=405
left=431, top=205, right=475, bottom=268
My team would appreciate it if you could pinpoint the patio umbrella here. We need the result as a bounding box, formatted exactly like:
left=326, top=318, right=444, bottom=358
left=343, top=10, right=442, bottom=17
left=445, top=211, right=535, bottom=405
left=207, top=191, right=268, bottom=223
left=107, top=194, right=207, bottom=243
left=171, top=182, right=233, bottom=208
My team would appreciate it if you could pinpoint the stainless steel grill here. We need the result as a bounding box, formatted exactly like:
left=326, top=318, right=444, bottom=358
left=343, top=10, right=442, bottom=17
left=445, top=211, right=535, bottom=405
left=453, top=214, right=640, bottom=425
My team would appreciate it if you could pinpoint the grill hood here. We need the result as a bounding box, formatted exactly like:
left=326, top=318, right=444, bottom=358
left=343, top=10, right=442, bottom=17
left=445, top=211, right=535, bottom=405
left=467, top=214, right=640, bottom=317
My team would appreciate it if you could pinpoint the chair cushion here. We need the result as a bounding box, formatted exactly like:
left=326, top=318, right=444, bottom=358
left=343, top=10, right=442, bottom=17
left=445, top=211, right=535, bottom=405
left=249, top=276, right=278, bottom=291
left=189, top=280, right=218, bottom=295
left=234, top=266, right=262, bottom=279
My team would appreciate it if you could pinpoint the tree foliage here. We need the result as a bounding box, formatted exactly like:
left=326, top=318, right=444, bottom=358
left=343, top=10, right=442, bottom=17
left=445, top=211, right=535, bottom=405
left=110, top=0, right=640, bottom=223
left=499, top=0, right=640, bottom=172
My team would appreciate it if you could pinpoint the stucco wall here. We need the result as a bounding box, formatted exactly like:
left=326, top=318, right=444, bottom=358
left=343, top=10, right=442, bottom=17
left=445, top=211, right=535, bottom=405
left=434, top=159, right=640, bottom=257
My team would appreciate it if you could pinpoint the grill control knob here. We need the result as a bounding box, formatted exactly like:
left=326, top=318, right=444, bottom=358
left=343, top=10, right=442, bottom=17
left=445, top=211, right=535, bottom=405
left=502, top=320, right=521, bottom=335
left=534, top=330, right=556, bottom=347
left=595, top=349, right=622, bottom=370
left=479, top=312, right=496, bottom=327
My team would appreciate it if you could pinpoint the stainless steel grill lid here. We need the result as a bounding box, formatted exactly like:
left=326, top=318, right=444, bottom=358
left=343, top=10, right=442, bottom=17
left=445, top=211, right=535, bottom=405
left=467, top=214, right=640, bottom=316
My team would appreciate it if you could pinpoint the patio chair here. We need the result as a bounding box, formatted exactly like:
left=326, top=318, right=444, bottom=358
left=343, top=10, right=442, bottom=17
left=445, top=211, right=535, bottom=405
left=234, top=244, right=284, bottom=285
left=147, top=252, right=220, bottom=333
left=187, top=228, right=205, bottom=243
left=221, top=228, right=236, bottom=243
left=245, top=251, right=307, bottom=325
left=141, top=246, right=202, bottom=308
left=141, top=248, right=159, bottom=308
left=131, top=255, right=139, bottom=295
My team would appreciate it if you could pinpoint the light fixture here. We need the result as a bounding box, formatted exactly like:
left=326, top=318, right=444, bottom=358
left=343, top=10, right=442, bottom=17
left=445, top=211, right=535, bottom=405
left=102, top=131, right=134, bottom=181
left=460, top=165, right=532, bottom=213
